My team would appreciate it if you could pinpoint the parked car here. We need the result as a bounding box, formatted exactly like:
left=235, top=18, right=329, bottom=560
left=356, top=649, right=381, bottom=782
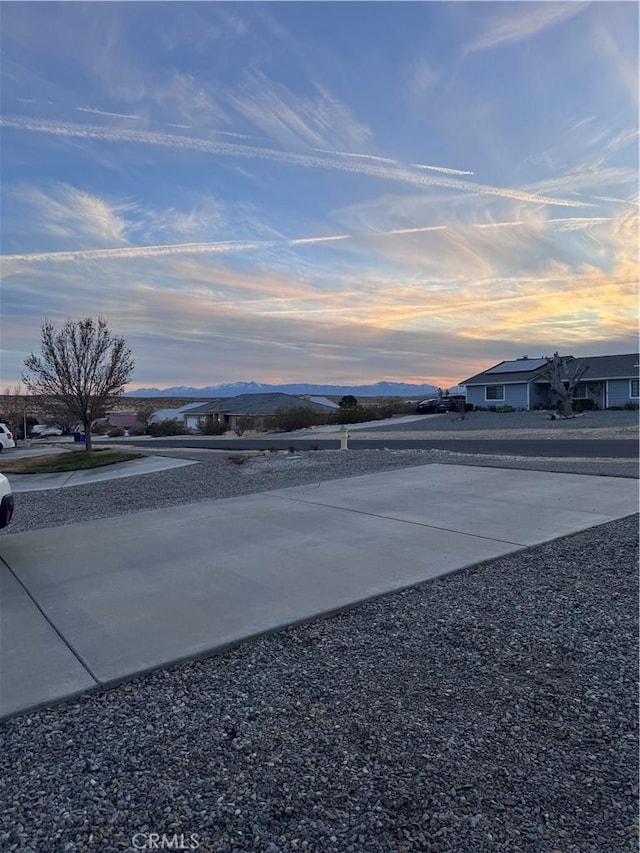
left=0, top=423, right=16, bottom=452
left=31, top=425, right=64, bottom=437
left=416, top=398, right=451, bottom=414
left=0, top=473, right=13, bottom=528
left=416, top=395, right=473, bottom=414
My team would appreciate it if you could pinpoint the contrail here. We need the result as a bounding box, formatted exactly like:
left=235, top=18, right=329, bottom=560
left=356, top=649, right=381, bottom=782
left=411, top=163, right=474, bottom=176
left=1, top=215, right=613, bottom=267
left=0, top=115, right=590, bottom=208
left=1, top=240, right=279, bottom=264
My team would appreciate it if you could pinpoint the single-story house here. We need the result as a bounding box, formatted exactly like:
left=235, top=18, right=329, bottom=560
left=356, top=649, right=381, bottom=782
left=461, top=353, right=639, bottom=411
left=184, top=392, right=337, bottom=431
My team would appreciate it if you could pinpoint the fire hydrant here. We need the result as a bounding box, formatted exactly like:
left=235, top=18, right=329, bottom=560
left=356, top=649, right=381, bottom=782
left=339, top=425, right=350, bottom=450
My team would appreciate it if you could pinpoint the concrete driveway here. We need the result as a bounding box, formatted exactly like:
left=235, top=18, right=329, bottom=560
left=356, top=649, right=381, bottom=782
left=0, top=463, right=637, bottom=718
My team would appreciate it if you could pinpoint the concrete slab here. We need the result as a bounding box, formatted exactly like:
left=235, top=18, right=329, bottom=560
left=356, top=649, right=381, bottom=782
left=0, top=494, right=520, bottom=687
left=0, top=569, right=97, bottom=717
left=7, top=455, right=197, bottom=493
left=268, top=464, right=638, bottom=546
left=0, top=464, right=637, bottom=717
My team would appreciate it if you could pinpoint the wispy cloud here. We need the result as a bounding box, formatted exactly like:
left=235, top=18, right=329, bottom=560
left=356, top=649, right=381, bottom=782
left=0, top=115, right=590, bottom=208
left=3, top=214, right=624, bottom=267
left=464, top=2, right=590, bottom=54
left=16, top=183, right=132, bottom=246
left=409, top=56, right=440, bottom=98
left=226, top=71, right=372, bottom=150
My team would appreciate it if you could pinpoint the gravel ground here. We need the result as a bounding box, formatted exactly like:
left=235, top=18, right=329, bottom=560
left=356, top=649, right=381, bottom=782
left=0, top=514, right=637, bottom=852
left=343, top=409, right=639, bottom=440
left=372, top=409, right=639, bottom=432
left=3, top=448, right=638, bottom=536
left=1, top=444, right=638, bottom=851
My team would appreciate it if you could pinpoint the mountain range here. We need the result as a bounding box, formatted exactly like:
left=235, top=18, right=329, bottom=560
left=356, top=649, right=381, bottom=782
left=124, top=380, right=441, bottom=398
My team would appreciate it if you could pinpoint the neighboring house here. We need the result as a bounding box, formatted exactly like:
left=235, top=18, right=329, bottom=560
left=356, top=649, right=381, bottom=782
left=461, top=353, right=639, bottom=411
left=92, top=411, right=148, bottom=431
left=147, top=403, right=203, bottom=424
left=184, top=393, right=337, bottom=431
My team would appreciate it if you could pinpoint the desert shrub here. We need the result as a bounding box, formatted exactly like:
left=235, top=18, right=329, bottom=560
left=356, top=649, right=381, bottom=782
left=327, top=405, right=377, bottom=425
left=127, top=425, right=146, bottom=436
left=146, top=418, right=186, bottom=436
left=233, top=416, right=253, bottom=436
left=107, top=427, right=125, bottom=437
left=197, top=418, right=227, bottom=435
left=264, top=406, right=326, bottom=432
left=91, top=421, right=109, bottom=435
left=338, top=395, right=358, bottom=409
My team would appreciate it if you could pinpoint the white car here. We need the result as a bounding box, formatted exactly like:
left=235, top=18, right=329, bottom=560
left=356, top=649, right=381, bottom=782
left=0, top=473, right=13, bottom=528
left=31, top=425, right=64, bottom=437
left=0, top=423, right=16, bottom=452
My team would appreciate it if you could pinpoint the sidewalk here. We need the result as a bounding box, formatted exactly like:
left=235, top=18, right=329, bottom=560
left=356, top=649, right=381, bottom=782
left=6, top=455, right=197, bottom=492
left=0, top=463, right=637, bottom=718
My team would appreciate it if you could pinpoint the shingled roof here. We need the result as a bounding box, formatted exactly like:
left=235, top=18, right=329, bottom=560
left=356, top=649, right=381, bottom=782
left=462, top=353, right=639, bottom=385
left=185, top=392, right=336, bottom=416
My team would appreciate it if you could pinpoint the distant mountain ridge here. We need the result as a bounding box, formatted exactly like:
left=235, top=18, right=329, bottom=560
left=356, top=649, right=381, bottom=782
left=125, top=380, right=440, bottom=398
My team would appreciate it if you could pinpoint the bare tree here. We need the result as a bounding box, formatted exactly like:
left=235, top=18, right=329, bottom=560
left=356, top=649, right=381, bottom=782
left=0, top=384, right=29, bottom=443
left=23, top=317, right=134, bottom=451
left=135, top=400, right=158, bottom=427
left=539, top=352, right=589, bottom=418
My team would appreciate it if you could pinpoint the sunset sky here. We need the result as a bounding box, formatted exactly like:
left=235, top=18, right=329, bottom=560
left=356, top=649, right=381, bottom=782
left=1, top=1, right=638, bottom=390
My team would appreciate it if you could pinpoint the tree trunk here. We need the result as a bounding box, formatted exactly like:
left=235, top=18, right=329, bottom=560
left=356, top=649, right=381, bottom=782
left=84, top=419, right=92, bottom=452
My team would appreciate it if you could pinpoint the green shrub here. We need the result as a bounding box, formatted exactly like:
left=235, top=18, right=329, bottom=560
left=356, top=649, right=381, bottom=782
left=494, top=405, right=516, bottom=413
left=623, top=402, right=639, bottom=411
left=127, top=425, right=146, bottom=436
left=107, top=426, right=125, bottom=437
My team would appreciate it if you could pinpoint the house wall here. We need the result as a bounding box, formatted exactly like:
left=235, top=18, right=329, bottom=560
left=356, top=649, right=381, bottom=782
left=467, top=383, right=529, bottom=409
left=607, top=379, right=638, bottom=408
left=573, top=381, right=606, bottom=409
left=529, top=383, right=551, bottom=409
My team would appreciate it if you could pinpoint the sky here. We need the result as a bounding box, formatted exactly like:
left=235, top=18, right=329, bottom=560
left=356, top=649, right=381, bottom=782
left=1, top=1, right=638, bottom=391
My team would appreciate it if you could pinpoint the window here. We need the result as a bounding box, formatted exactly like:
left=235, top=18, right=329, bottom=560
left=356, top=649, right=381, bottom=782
left=485, top=385, right=505, bottom=401
left=631, top=379, right=639, bottom=398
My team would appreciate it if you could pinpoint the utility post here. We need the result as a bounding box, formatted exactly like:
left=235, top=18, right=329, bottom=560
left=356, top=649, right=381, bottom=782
left=340, top=425, right=350, bottom=450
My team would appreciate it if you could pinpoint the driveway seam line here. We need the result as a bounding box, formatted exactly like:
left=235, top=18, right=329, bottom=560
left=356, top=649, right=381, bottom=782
left=0, top=555, right=101, bottom=686
left=266, top=494, right=528, bottom=547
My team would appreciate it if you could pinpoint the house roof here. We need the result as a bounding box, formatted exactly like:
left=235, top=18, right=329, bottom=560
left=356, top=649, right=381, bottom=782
left=93, top=412, right=147, bottom=429
left=185, top=392, right=337, bottom=416
left=461, top=353, right=639, bottom=386
left=461, top=359, right=553, bottom=385
left=571, top=353, right=639, bottom=380
left=299, top=395, right=340, bottom=410
left=148, top=403, right=203, bottom=423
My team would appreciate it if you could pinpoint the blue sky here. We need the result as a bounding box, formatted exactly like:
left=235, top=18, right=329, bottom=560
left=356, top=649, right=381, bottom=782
left=1, top=1, right=637, bottom=390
